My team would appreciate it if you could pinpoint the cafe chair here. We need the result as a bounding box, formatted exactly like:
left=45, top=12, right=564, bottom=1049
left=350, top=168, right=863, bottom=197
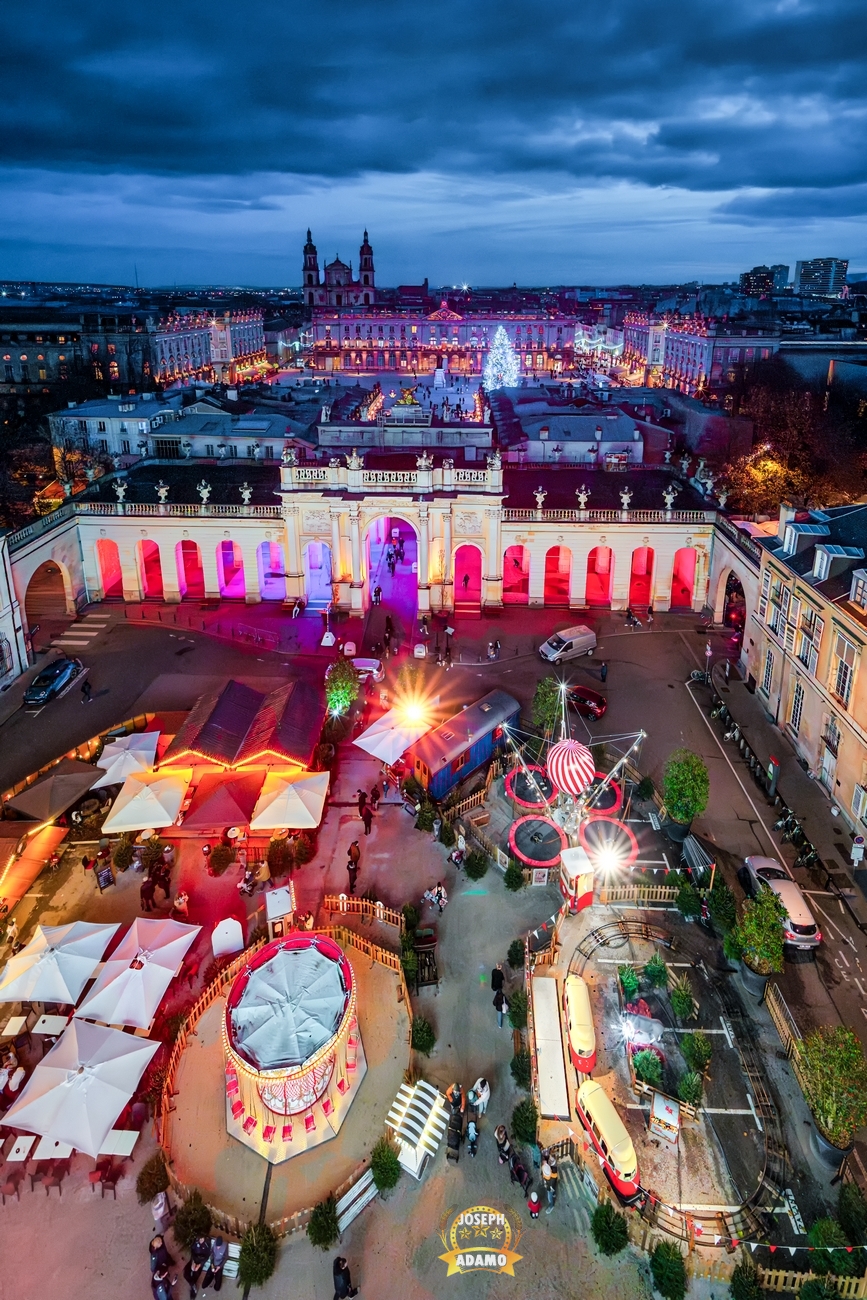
left=89, top=1158, right=112, bottom=1192
left=100, top=1163, right=125, bottom=1199
left=1, top=1168, right=25, bottom=1204
left=30, top=1160, right=55, bottom=1192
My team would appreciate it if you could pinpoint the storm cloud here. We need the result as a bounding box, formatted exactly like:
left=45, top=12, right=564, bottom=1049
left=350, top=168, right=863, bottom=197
left=1, top=0, right=865, bottom=282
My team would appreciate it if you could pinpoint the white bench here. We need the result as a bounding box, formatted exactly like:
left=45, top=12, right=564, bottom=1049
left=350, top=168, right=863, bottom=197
left=222, top=1242, right=241, bottom=1280
left=336, top=1169, right=378, bottom=1234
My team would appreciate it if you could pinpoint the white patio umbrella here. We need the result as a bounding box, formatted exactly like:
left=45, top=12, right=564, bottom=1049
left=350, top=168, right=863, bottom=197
left=0, top=922, right=120, bottom=1005
left=249, top=771, right=330, bottom=831
left=91, top=733, right=159, bottom=789
left=101, top=769, right=192, bottom=833
left=1, top=1020, right=159, bottom=1158
left=353, top=707, right=432, bottom=765
left=74, top=918, right=200, bottom=1029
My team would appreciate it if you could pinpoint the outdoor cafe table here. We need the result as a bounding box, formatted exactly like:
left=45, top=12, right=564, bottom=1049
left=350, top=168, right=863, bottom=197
left=6, top=1134, right=36, bottom=1161
left=34, top=1135, right=73, bottom=1158
left=0, top=1016, right=28, bottom=1040
left=32, top=1015, right=68, bottom=1035
left=98, top=1129, right=139, bottom=1157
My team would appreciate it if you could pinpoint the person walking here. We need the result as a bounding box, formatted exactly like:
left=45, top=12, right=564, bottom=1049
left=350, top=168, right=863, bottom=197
left=149, top=1236, right=174, bottom=1275
left=373, top=585, right=382, bottom=605
left=433, top=881, right=447, bottom=913
left=356, top=789, right=368, bottom=816
left=647, top=604, right=654, bottom=627
left=184, top=1235, right=210, bottom=1299
left=348, top=841, right=361, bottom=868
left=140, top=876, right=156, bottom=913
left=462, top=572, right=470, bottom=592
left=370, top=784, right=381, bottom=812
left=347, top=863, right=359, bottom=895
left=361, top=804, right=373, bottom=836
left=494, top=638, right=501, bottom=659
left=332, top=1255, right=359, bottom=1299
left=495, top=1125, right=512, bottom=1165
left=201, top=1237, right=228, bottom=1293
left=471, top=1077, right=491, bottom=1115
left=491, top=962, right=505, bottom=994
left=493, top=986, right=509, bottom=1029
left=542, top=1156, right=558, bottom=1213
left=80, top=678, right=93, bottom=703
left=600, top=661, right=608, bottom=683
left=171, top=890, right=189, bottom=921
left=528, top=1191, right=541, bottom=1220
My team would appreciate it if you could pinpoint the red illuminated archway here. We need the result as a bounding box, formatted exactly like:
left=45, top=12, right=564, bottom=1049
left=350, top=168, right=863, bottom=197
left=544, top=546, right=571, bottom=606
left=503, top=545, right=529, bottom=604
left=138, top=540, right=164, bottom=600
left=586, top=546, right=613, bottom=607
left=95, top=538, right=122, bottom=599
left=671, top=547, right=697, bottom=609
left=628, top=546, right=654, bottom=608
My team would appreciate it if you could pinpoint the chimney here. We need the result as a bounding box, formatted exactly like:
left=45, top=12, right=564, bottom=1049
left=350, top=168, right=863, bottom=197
left=778, top=501, right=796, bottom=540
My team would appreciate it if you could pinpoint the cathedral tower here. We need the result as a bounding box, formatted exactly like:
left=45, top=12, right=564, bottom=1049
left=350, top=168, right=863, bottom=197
left=303, top=230, right=320, bottom=305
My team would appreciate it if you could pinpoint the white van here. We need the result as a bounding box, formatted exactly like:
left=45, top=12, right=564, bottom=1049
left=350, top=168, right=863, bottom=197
left=538, top=625, right=597, bottom=663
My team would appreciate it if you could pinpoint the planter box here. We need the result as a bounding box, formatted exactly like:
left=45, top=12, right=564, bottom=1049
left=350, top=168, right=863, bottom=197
left=738, top=961, right=769, bottom=999
left=810, top=1124, right=853, bottom=1169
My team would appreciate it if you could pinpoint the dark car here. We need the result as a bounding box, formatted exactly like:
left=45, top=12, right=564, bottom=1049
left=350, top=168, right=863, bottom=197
left=565, top=685, right=608, bottom=719
left=23, top=656, right=82, bottom=706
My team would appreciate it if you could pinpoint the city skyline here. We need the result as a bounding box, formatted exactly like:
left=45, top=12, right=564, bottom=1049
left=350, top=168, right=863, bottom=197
left=1, top=0, right=865, bottom=284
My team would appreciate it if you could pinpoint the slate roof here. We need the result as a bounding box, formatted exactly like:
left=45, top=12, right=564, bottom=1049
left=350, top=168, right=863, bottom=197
left=161, top=678, right=324, bottom=769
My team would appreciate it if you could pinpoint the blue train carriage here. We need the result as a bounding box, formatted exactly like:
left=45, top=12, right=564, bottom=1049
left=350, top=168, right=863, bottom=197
left=407, top=690, right=520, bottom=800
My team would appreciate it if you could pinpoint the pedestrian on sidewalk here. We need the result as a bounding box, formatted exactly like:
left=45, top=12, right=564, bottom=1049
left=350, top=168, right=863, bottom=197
left=494, top=639, right=501, bottom=659
left=370, top=784, right=381, bottom=812
left=347, top=864, right=358, bottom=895
left=348, top=840, right=361, bottom=867
left=528, top=1192, right=541, bottom=1220
left=381, top=771, right=390, bottom=799
left=356, top=789, right=368, bottom=815
left=542, top=1157, right=558, bottom=1213
left=647, top=605, right=654, bottom=627
left=470, top=1077, right=491, bottom=1114
left=332, top=1256, right=359, bottom=1299
left=373, top=585, right=382, bottom=605
left=149, top=1235, right=174, bottom=1275
left=152, top=1265, right=172, bottom=1300
left=184, top=1235, right=210, bottom=1299
left=201, top=1236, right=228, bottom=1293
left=140, top=876, right=156, bottom=913
left=361, top=805, right=373, bottom=836
left=493, top=987, right=509, bottom=1028
left=171, top=890, right=189, bottom=921
left=495, top=1125, right=512, bottom=1165
left=462, top=572, right=470, bottom=592
left=292, top=599, right=302, bottom=618
left=433, top=881, right=447, bottom=913
left=491, top=961, right=504, bottom=993
left=600, top=661, right=608, bottom=683
left=80, top=678, right=93, bottom=703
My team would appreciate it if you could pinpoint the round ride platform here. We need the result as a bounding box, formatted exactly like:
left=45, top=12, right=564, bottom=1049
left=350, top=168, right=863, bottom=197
left=504, top=765, right=556, bottom=809
left=509, top=814, right=567, bottom=868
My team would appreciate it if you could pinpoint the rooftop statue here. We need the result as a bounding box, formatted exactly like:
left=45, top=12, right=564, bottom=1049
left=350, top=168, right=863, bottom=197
left=394, top=385, right=420, bottom=406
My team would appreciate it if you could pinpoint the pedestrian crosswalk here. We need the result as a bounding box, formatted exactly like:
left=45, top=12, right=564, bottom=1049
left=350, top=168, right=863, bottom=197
left=556, top=1158, right=593, bottom=1234
left=51, top=613, right=112, bottom=651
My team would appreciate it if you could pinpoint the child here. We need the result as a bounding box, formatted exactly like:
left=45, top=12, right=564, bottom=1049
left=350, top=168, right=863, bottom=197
left=528, top=1191, right=541, bottom=1220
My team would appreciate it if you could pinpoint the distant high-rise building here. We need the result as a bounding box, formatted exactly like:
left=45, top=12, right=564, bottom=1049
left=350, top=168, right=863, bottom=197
left=739, top=265, right=775, bottom=295
left=771, top=265, right=790, bottom=291
left=793, top=258, right=849, bottom=296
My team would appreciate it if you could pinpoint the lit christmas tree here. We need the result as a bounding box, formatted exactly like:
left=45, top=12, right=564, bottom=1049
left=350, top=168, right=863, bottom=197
left=483, top=326, right=519, bottom=390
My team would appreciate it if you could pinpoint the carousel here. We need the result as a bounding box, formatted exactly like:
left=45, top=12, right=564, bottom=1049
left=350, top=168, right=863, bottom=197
left=222, top=933, right=366, bottom=1163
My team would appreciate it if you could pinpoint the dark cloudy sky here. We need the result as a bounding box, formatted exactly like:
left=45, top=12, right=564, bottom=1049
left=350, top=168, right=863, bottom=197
left=1, top=0, right=865, bottom=285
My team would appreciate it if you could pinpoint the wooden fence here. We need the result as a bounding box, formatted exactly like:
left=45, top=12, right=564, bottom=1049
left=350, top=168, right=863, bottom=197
left=323, top=895, right=404, bottom=931
left=442, top=758, right=503, bottom=824
left=758, top=1271, right=867, bottom=1296
left=598, top=884, right=679, bottom=907
left=159, top=926, right=410, bottom=1238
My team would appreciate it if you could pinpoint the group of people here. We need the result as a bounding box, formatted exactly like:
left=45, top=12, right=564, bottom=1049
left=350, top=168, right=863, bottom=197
left=356, top=784, right=381, bottom=835
left=422, top=881, right=448, bottom=914
left=446, top=1077, right=491, bottom=1158
left=150, top=1233, right=228, bottom=1300
left=385, top=537, right=404, bottom=574
left=486, top=640, right=502, bottom=661
left=494, top=1127, right=559, bottom=1217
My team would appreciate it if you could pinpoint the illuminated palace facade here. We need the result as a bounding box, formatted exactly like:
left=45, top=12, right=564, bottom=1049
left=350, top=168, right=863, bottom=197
left=303, top=231, right=576, bottom=376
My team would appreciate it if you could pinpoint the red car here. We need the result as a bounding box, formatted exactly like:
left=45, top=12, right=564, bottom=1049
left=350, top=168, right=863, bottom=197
left=565, top=685, right=607, bottom=719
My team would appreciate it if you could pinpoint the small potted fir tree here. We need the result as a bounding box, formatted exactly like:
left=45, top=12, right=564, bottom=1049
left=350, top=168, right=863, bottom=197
left=661, top=749, right=709, bottom=844
left=725, top=887, right=786, bottom=998
left=798, top=1025, right=867, bottom=1165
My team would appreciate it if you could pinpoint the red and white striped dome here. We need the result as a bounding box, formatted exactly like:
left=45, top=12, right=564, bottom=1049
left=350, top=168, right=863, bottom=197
left=547, top=740, right=595, bottom=798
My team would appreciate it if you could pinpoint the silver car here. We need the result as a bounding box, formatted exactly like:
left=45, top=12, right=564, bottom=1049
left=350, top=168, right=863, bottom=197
left=738, top=855, right=822, bottom=951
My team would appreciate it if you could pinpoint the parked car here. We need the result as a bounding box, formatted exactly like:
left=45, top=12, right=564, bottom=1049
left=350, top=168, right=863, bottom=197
left=738, top=855, right=822, bottom=951
left=538, top=624, right=596, bottom=663
left=325, top=657, right=385, bottom=684
left=23, top=656, right=83, bottom=706
left=565, top=685, right=607, bottom=719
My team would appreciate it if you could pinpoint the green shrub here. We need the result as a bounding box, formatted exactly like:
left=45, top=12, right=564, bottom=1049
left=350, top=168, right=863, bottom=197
left=141, top=837, right=168, bottom=872
left=135, top=1151, right=168, bottom=1205
left=402, top=902, right=420, bottom=933
left=591, top=742, right=606, bottom=769
left=324, top=658, right=361, bottom=716
left=400, top=943, right=418, bottom=983
left=723, top=928, right=744, bottom=963
left=808, top=1217, right=862, bottom=1276
left=800, top=1282, right=847, bottom=1300
left=840, top=1181, right=867, bottom=1245
left=650, top=1240, right=687, bottom=1300
left=732, top=886, right=787, bottom=976
left=439, top=819, right=456, bottom=847
left=112, top=836, right=135, bottom=871
left=173, top=1189, right=212, bottom=1250
left=238, top=1222, right=278, bottom=1289
left=511, top=1098, right=538, bottom=1145
left=306, top=1195, right=339, bottom=1250
left=292, top=831, right=316, bottom=867
left=675, top=873, right=702, bottom=920
left=508, top=988, right=528, bottom=1030
left=402, top=774, right=425, bottom=804
left=507, top=938, right=525, bottom=969
left=681, top=1030, right=713, bottom=1075
left=415, top=802, right=435, bottom=832
left=464, top=850, right=489, bottom=880
left=504, top=860, right=525, bottom=892
left=247, top=924, right=268, bottom=948
left=370, top=1135, right=402, bottom=1191
left=510, top=1051, right=532, bottom=1090
left=619, top=963, right=640, bottom=1000
left=590, top=1202, right=629, bottom=1256
left=708, top=878, right=737, bottom=933
left=266, top=839, right=293, bottom=875
left=632, top=1049, right=662, bottom=1087
left=670, top=973, right=697, bottom=1020
left=644, top=953, right=668, bottom=988
left=209, top=843, right=235, bottom=876
left=661, top=748, right=709, bottom=825
left=636, top=775, right=655, bottom=801
left=730, top=1259, right=762, bottom=1300
left=800, top=1025, right=867, bottom=1150
left=411, top=1015, right=436, bottom=1056
left=532, top=678, right=562, bottom=732
left=677, top=1071, right=703, bottom=1107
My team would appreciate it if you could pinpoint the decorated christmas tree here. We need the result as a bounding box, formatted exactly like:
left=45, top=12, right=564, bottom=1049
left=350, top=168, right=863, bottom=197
left=483, top=325, right=519, bottom=390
